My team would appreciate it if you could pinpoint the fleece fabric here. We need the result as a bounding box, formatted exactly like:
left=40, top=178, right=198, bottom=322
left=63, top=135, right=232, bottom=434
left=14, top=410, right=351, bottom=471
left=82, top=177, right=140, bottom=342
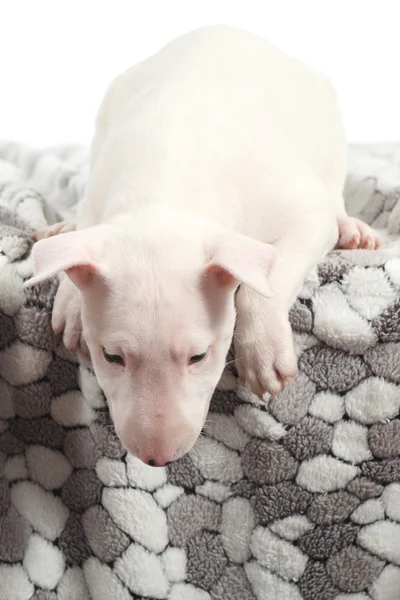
left=0, top=141, right=400, bottom=600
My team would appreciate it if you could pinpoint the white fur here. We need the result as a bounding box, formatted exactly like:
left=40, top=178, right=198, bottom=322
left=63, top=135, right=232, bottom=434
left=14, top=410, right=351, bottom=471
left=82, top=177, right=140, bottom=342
left=26, top=26, right=376, bottom=466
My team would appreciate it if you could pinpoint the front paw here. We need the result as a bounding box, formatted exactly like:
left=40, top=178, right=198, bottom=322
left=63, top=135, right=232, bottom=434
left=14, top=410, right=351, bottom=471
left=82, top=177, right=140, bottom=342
left=52, top=277, right=89, bottom=359
left=32, top=220, right=76, bottom=241
left=234, top=317, right=298, bottom=398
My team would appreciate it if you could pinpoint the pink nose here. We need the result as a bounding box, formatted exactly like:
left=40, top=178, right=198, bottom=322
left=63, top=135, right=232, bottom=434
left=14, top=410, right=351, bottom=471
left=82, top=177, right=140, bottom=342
left=134, top=436, right=179, bottom=467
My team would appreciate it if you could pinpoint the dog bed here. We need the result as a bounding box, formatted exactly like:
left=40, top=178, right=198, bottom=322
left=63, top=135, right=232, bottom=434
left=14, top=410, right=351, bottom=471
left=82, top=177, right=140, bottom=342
left=0, top=141, right=399, bottom=600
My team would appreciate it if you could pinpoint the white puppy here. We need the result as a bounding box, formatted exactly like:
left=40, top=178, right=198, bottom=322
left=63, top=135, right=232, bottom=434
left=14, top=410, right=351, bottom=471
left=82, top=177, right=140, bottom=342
left=27, top=26, right=379, bottom=466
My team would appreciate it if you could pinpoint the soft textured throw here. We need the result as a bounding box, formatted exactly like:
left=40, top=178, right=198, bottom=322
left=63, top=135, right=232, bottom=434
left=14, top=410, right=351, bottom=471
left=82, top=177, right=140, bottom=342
left=0, top=141, right=400, bottom=600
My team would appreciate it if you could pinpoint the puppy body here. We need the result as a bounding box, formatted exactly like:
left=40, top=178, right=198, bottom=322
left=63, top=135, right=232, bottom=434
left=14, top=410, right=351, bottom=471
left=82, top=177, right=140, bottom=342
left=29, top=26, right=378, bottom=465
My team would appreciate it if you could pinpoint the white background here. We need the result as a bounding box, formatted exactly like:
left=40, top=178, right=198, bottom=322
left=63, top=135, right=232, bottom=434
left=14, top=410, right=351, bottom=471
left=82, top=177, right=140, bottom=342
left=0, top=0, right=399, bottom=147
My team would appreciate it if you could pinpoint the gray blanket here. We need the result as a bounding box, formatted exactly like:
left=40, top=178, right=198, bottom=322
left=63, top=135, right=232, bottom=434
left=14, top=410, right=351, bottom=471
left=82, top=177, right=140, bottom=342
left=0, top=141, right=400, bottom=600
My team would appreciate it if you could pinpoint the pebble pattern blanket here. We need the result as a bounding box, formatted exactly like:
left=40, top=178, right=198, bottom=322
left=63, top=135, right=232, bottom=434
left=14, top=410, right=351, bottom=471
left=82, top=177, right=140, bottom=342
left=0, top=142, right=400, bottom=600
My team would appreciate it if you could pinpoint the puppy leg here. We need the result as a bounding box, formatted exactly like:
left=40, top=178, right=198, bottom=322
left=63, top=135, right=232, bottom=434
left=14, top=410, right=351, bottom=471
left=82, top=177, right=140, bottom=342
left=52, top=275, right=89, bottom=359
left=235, top=210, right=337, bottom=398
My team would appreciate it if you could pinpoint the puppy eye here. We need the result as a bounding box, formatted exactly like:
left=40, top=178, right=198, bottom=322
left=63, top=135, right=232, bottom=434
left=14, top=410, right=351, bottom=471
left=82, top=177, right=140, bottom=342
left=103, top=347, right=125, bottom=366
left=189, top=352, right=207, bottom=364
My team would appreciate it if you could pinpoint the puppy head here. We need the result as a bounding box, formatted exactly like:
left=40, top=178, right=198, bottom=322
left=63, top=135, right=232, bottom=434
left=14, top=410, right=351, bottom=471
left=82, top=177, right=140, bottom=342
left=26, top=222, right=276, bottom=465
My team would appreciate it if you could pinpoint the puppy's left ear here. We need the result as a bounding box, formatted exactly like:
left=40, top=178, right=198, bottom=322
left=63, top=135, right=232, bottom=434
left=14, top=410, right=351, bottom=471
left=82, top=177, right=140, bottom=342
left=24, top=225, right=112, bottom=290
left=206, top=230, right=277, bottom=297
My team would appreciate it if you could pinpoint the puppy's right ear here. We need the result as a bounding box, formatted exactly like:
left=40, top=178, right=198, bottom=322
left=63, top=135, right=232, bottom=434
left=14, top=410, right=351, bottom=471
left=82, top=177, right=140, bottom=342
left=205, top=229, right=277, bottom=297
left=24, top=225, right=112, bottom=290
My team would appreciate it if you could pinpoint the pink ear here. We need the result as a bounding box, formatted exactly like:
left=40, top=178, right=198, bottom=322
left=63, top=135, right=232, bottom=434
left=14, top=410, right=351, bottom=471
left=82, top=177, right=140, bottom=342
left=24, top=225, right=111, bottom=289
left=206, top=231, right=277, bottom=297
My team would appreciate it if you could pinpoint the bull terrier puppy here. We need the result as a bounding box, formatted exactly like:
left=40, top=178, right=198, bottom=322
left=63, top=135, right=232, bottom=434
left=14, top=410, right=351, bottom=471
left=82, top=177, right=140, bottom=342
left=27, top=26, right=379, bottom=466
